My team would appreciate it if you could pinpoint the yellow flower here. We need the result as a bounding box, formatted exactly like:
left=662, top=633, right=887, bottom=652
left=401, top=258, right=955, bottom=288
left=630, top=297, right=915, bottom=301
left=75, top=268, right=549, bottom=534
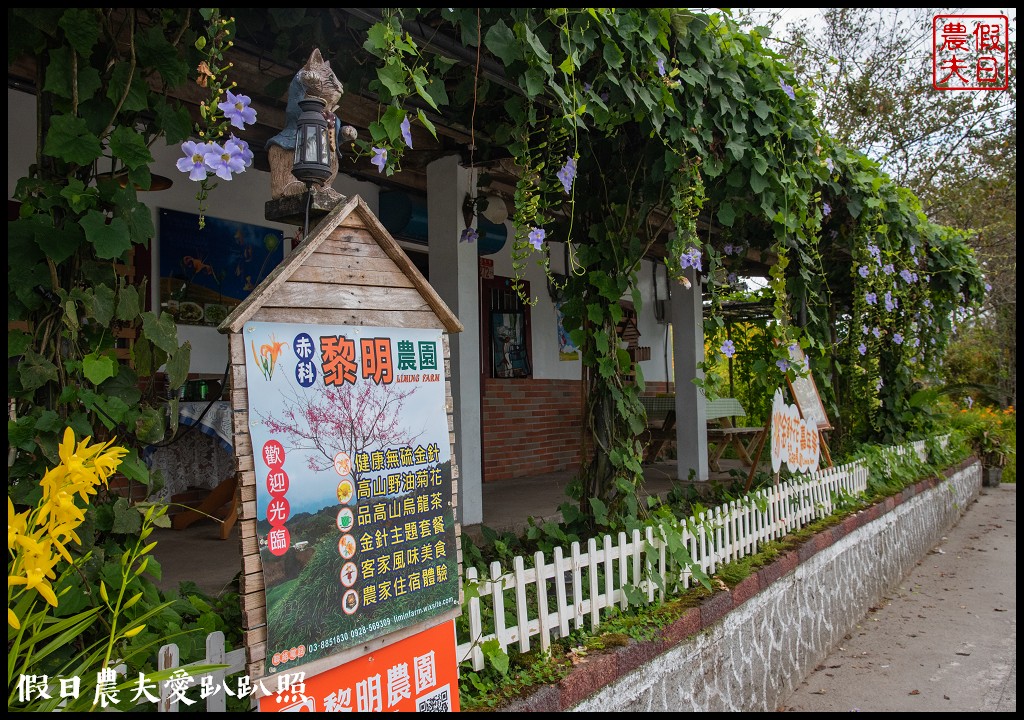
left=8, top=497, right=29, bottom=550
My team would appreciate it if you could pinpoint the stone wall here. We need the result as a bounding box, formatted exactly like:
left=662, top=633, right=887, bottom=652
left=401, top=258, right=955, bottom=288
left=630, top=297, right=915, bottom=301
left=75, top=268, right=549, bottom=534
left=502, top=459, right=982, bottom=712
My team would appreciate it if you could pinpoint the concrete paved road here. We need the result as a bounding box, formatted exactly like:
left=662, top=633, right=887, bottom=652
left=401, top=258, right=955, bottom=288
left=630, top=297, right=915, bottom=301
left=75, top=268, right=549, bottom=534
left=779, top=483, right=1016, bottom=712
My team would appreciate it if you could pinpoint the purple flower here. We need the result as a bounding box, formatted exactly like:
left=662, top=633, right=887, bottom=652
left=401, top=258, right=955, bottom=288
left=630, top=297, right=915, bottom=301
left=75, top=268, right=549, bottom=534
left=985, top=282, right=993, bottom=292
left=893, top=333, right=903, bottom=345
left=862, top=324, right=869, bottom=335
left=724, top=243, right=734, bottom=256
left=720, top=340, right=736, bottom=359
left=680, top=247, right=702, bottom=272
left=218, top=90, right=257, bottom=130
left=528, top=227, right=546, bottom=250
left=857, top=343, right=867, bottom=356
left=600, top=90, right=609, bottom=102
left=584, top=82, right=593, bottom=92
left=884, top=292, right=896, bottom=312
left=875, top=378, right=884, bottom=391
left=909, top=243, right=917, bottom=255
left=965, top=396, right=974, bottom=409
left=911, top=272, right=918, bottom=282
left=911, top=337, right=920, bottom=348
left=867, top=243, right=881, bottom=261
left=922, top=298, right=932, bottom=309
left=788, top=343, right=799, bottom=356
left=780, top=81, right=795, bottom=100
left=460, top=226, right=478, bottom=243
left=371, top=146, right=387, bottom=173
left=227, top=134, right=253, bottom=168
left=176, top=140, right=211, bottom=181
left=882, top=263, right=894, bottom=275
left=556, top=156, right=577, bottom=194
left=858, top=266, right=870, bottom=278
left=825, top=158, right=834, bottom=172
left=656, top=58, right=666, bottom=77
left=900, top=269, right=913, bottom=284
left=872, top=327, right=881, bottom=338
left=822, top=202, right=831, bottom=217
left=400, top=116, right=413, bottom=149
left=865, top=292, right=877, bottom=306
left=776, top=359, right=790, bottom=372
left=203, top=141, right=247, bottom=181
left=727, top=272, right=738, bottom=285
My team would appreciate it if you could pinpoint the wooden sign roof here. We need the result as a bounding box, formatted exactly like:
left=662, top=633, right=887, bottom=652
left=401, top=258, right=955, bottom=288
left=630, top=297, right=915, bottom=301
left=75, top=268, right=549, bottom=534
left=219, top=195, right=463, bottom=335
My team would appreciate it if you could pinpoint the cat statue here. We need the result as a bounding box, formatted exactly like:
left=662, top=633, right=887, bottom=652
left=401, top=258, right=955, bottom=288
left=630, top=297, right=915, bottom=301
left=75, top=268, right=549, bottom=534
left=266, top=48, right=358, bottom=201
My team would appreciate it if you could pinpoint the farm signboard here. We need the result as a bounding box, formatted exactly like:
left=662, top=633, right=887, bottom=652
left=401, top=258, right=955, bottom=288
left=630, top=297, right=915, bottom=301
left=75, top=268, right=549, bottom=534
left=243, top=320, right=459, bottom=676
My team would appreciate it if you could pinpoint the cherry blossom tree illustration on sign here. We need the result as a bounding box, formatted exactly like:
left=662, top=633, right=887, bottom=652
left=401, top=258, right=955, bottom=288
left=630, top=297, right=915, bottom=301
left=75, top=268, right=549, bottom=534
left=259, top=380, right=423, bottom=481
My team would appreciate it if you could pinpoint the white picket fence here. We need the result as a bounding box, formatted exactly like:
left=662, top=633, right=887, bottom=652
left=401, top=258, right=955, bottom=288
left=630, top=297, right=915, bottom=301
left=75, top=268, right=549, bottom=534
left=455, top=438, right=933, bottom=671
left=153, top=438, right=938, bottom=698
left=156, top=631, right=247, bottom=712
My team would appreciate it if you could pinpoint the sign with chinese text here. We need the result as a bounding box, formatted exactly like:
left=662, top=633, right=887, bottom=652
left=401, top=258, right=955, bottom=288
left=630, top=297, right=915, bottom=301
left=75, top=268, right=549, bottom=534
left=244, top=321, right=459, bottom=676
left=770, top=388, right=821, bottom=474
left=258, top=621, right=460, bottom=712
left=932, top=14, right=1010, bottom=90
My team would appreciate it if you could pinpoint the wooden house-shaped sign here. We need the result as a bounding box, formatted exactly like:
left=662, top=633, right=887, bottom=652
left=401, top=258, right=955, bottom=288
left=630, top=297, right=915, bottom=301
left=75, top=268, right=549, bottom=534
left=218, top=195, right=464, bottom=684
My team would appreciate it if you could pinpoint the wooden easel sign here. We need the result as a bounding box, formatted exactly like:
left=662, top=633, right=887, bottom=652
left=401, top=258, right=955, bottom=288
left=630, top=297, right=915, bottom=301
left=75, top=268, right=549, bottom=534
left=769, top=387, right=821, bottom=476
left=785, top=344, right=834, bottom=467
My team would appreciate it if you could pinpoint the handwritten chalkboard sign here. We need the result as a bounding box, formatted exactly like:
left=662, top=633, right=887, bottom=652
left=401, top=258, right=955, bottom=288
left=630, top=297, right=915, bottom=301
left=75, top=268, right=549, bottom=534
left=785, top=344, right=832, bottom=431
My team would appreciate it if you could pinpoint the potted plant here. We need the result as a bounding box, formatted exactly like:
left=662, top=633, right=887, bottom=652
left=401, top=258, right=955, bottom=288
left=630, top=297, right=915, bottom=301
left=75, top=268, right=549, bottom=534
left=974, top=429, right=1009, bottom=487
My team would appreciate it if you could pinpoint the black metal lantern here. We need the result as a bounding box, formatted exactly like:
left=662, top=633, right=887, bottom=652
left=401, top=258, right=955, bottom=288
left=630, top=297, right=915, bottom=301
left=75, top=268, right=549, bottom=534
left=292, top=96, right=332, bottom=186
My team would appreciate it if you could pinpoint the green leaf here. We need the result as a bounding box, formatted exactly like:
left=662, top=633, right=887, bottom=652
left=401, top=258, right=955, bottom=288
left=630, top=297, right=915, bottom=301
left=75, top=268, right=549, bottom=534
left=522, top=67, right=546, bottom=99
left=602, top=40, right=625, bottom=69
left=364, top=22, right=390, bottom=57
left=112, top=496, right=143, bottom=534
left=19, top=349, right=59, bottom=392
left=117, top=450, right=152, bottom=485
left=480, top=639, right=510, bottom=676
left=8, top=330, right=32, bottom=358
left=42, top=47, right=103, bottom=101
left=42, top=114, right=103, bottom=166
left=116, top=285, right=141, bottom=321
left=752, top=99, right=771, bottom=120
left=141, top=311, right=179, bottom=354
left=108, top=125, right=154, bottom=170
left=380, top=105, right=406, bottom=141
left=33, top=223, right=84, bottom=266
left=82, top=352, right=116, bottom=385
left=135, top=25, right=189, bottom=87
left=484, top=20, right=519, bottom=66
left=107, top=62, right=149, bottom=112
left=412, top=72, right=439, bottom=111
left=522, top=26, right=552, bottom=65
left=153, top=97, right=193, bottom=145
left=82, top=211, right=132, bottom=259
left=165, top=343, right=192, bottom=390
left=717, top=201, right=736, bottom=227
left=134, top=405, right=166, bottom=445
left=590, top=497, right=609, bottom=525
left=59, top=178, right=98, bottom=214
left=415, top=109, right=437, bottom=140
left=58, top=9, right=100, bottom=56
left=377, top=62, right=408, bottom=98
left=89, top=283, right=116, bottom=326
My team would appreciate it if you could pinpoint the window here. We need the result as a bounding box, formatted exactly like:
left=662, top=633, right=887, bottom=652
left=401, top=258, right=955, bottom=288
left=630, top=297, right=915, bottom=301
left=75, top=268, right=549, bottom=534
left=482, top=276, right=532, bottom=378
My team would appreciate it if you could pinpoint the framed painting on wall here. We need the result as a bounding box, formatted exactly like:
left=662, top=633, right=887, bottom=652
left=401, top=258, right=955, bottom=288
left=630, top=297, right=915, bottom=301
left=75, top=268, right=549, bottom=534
left=158, top=208, right=285, bottom=327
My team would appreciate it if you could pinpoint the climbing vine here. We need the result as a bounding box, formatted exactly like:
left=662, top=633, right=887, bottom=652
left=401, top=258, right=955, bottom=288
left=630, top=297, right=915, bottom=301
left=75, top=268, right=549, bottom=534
left=345, top=7, right=986, bottom=531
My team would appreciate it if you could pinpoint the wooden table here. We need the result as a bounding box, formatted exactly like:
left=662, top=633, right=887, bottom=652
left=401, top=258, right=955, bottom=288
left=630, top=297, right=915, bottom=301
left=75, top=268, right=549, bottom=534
left=641, top=395, right=766, bottom=471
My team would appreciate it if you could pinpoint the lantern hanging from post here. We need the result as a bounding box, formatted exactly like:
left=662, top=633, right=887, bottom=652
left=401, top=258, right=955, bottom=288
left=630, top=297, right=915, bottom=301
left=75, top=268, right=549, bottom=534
left=292, top=96, right=332, bottom=186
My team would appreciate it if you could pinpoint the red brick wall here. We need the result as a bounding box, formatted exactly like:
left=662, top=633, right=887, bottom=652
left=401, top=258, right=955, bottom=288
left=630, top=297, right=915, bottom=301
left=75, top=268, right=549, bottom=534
left=481, top=378, right=584, bottom=481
